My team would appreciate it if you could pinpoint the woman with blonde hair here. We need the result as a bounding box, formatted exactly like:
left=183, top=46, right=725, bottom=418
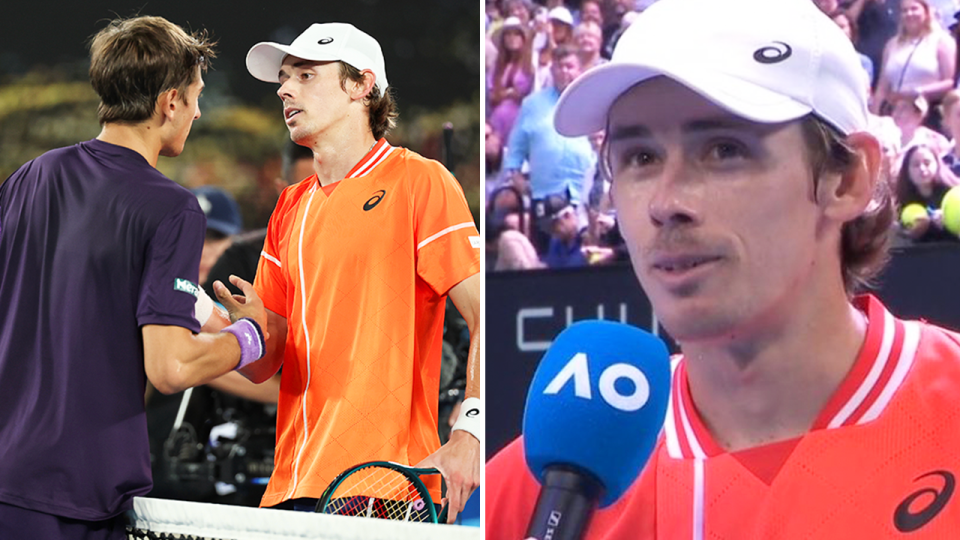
left=872, top=0, right=956, bottom=130
left=488, top=17, right=535, bottom=152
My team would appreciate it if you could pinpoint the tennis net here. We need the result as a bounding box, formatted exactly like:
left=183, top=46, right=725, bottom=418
left=125, top=497, right=482, bottom=540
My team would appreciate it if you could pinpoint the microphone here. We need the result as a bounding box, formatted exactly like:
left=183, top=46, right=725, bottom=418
left=523, top=320, right=671, bottom=540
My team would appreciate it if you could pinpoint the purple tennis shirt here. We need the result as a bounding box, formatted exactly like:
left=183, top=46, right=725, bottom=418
left=0, top=139, right=205, bottom=520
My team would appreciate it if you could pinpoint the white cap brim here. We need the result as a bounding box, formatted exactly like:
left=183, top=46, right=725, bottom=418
left=246, top=42, right=336, bottom=83
left=555, top=61, right=813, bottom=137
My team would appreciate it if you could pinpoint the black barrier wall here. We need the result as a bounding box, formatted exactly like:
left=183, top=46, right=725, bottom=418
left=486, top=243, right=960, bottom=459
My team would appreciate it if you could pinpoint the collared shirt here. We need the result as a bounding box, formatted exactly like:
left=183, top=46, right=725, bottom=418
left=255, top=139, right=481, bottom=507
left=487, top=295, right=960, bottom=539
left=503, top=86, right=596, bottom=201
left=0, top=139, right=204, bottom=521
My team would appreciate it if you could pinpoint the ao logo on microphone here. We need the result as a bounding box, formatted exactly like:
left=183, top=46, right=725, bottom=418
left=542, top=353, right=650, bottom=412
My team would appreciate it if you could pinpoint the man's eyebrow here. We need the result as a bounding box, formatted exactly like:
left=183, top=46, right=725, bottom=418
left=608, top=117, right=774, bottom=141
left=279, top=60, right=322, bottom=79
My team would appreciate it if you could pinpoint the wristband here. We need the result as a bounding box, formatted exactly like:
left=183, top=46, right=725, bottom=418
left=194, top=287, right=215, bottom=326
left=220, top=318, right=265, bottom=370
left=451, top=397, right=483, bottom=444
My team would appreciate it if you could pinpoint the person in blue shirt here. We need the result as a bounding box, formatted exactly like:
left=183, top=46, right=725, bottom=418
left=503, top=46, right=596, bottom=207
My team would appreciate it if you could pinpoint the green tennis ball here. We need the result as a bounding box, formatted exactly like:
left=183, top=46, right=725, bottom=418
left=942, top=187, right=960, bottom=235
left=900, top=203, right=928, bottom=228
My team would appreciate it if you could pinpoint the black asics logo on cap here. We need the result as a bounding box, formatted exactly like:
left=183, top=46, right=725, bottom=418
left=753, top=41, right=792, bottom=64
left=894, top=470, right=955, bottom=532
left=465, top=408, right=480, bottom=418
left=317, top=37, right=334, bottom=45
left=363, top=190, right=386, bottom=211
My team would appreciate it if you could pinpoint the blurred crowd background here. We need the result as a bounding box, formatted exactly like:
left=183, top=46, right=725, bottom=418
left=0, top=0, right=482, bottom=226
left=485, top=0, right=960, bottom=272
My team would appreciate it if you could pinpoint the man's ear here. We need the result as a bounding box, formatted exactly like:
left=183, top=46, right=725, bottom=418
left=348, top=70, right=377, bottom=102
left=816, top=131, right=881, bottom=223
left=156, top=87, right=180, bottom=123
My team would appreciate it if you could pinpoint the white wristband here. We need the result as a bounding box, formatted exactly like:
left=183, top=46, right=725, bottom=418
left=451, top=397, right=483, bottom=445
left=194, top=287, right=215, bottom=326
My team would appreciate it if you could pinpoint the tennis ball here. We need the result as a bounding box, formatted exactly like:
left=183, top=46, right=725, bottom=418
left=900, top=203, right=928, bottom=228
left=941, top=187, right=960, bottom=235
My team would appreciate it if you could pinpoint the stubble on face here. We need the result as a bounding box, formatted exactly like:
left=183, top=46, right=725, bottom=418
left=606, top=78, right=824, bottom=344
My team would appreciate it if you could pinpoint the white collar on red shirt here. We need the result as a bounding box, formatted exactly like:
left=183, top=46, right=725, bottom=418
left=663, top=294, right=922, bottom=459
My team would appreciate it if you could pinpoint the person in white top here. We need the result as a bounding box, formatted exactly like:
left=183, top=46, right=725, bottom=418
left=872, top=0, right=956, bottom=120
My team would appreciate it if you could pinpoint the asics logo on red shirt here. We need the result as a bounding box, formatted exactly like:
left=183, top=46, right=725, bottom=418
left=894, top=470, right=955, bottom=532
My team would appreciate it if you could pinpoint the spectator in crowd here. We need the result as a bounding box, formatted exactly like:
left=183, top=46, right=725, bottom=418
left=604, top=9, right=640, bottom=58
left=847, top=0, right=898, bottom=88
left=191, top=186, right=244, bottom=286
left=831, top=9, right=875, bottom=83
left=547, top=6, right=576, bottom=50
left=896, top=144, right=959, bottom=240
left=503, top=45, right=595, bottom=251
left=579, top=0, right=604, bottom=26
left=535, top=190, right=588, bottom=268
left=505, top=0, right=534, bottom=27
left=575, top=20, right=606, bottom=70
left=872, top=0, right=956, bottom=132
left=890, top=95, right=951, bottom=156
left=601, top=0, right=637, bottom=55
left=488, top=17, right=535, bottom=154
left=487, top=185, right=542, bottom=271
left=939, top=89, right=960, bottom=176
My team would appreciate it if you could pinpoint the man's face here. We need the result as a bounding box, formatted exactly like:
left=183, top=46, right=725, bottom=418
left=161, top=69, right=204, bottom=158
left=607, top=77, right=826, bottom=342
left=581, top=1, right=603, bottom=24
left=277, top=56, right=353, bottom=146
left=552, top=53, right=582, bottom=93
left=576, top=26, right=602, bottom=56
left=550, top=20, right=573, bottom=42
left=551, top=206, right=580, bottom=241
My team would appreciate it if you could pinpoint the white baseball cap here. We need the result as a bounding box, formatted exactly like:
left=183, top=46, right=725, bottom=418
left=554, top=0, right=868, bottom=137
left=548, top=6, right=574, bottom=26
left=246, top=23, right=388, bottom=91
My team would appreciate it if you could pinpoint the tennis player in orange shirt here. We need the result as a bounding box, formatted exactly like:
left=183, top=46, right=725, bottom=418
left=487, top=0, right=960, bottom=537
left=234, top=23, right=482, bottom=523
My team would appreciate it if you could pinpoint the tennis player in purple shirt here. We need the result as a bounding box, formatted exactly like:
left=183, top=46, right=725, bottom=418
left=0, top=16, right=270, bottom=540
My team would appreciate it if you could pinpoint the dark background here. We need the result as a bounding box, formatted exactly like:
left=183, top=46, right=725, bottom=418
left=0, top=0, right=479, bottom=111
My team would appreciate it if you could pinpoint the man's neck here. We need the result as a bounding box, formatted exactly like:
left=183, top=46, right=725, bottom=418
left=680, top=274, right=868, bottom=453
left=306, top=126, right=378, bottom=187
left=96, top=122, right=163, bottom=168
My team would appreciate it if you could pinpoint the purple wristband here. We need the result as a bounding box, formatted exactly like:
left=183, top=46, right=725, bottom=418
left=221, top=318, right=265, bottom=370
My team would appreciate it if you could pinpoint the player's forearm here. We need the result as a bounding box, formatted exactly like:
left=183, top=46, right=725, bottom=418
left=237, top=308, right=287, bottom=383
left=143, top=325, right=246, bottom=394
left=207, top=370, right=280, bottom=403
left=449, top=272, right=483, bottom=399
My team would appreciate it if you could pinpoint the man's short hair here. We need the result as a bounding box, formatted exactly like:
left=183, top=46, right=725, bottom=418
left=552, top=45, right=579, bottom=64
left=337, top=62, right=398, bottom=141
left=88, top=16, right=217, bottom=125
left=800, top=116, right=895, bottom=295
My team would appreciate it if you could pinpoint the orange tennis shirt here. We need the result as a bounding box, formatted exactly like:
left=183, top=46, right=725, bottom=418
left=487, top=295, right=960, bottom=538
left=254, top=139, right=481, bottom=506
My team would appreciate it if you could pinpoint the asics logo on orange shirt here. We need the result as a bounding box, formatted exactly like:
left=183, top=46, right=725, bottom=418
left=894, top=470, right=955, bottom=532
left=363, top=190, right=386, bottom=211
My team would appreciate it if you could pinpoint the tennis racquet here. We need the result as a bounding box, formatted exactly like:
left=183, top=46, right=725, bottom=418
left=314, top=461, right=449, bottom=523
